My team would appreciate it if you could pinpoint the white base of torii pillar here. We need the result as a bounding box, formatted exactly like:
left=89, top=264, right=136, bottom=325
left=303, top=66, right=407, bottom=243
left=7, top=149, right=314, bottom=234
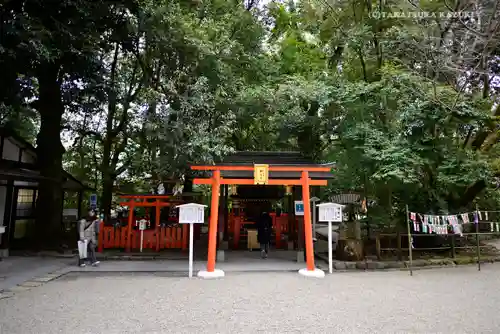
left=197, top=269, right=225, bottom=279
left=298, top=268, right=325, bottom=278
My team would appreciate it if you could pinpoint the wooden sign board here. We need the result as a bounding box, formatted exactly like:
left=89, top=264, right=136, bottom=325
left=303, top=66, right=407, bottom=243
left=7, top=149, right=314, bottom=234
left=254, top=164, right=269, bottom=185
left=177, top=203, right=207, bottom=224
left=317, top=203, right=343, bottom=222
left=138, top=219, right=148, bottom=231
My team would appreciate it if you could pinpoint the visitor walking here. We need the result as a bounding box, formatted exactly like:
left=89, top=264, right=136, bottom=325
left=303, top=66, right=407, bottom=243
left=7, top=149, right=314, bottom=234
left=256, top=210, right=273, bottom=259
left=78, top=209, right=100, bottom=267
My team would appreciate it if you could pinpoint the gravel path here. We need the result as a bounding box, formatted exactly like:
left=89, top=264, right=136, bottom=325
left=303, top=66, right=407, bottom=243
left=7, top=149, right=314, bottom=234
left=1, top=265, right=500, bottom=333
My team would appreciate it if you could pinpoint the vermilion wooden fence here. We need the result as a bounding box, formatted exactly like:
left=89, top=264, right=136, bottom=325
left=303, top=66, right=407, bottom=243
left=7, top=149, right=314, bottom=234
left=97, top=221, right=190, bottom=252
left=271, top=213, right=297, bottom=248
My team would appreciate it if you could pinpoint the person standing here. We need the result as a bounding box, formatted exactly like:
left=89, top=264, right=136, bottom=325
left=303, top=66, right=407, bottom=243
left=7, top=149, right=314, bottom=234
left=79, top=209, right=100, bottom=267
left=256, top=210, right=273, bottom=259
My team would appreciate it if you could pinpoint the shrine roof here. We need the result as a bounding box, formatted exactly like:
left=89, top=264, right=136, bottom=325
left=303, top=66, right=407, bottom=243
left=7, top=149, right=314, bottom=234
left=212, top=151, right=332, bottom=166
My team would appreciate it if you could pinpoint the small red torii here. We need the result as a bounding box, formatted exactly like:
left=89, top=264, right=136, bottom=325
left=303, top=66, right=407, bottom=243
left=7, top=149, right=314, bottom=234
left=119, top=195, right=183, bottom=252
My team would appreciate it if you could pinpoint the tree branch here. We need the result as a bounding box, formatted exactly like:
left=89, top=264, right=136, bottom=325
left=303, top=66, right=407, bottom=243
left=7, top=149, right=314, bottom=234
left=111, top=135, right=128, bottom=171
left=106, top=42, right=120, bottom=137
left=115, top=154, right=131, bottom=176
left=113, top=59, right=140, bottom=138
left=70, top=130, right=104, bottom=146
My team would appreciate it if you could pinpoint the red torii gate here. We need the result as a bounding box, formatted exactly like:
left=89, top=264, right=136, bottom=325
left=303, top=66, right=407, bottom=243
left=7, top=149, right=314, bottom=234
left=191, top=164, right=331, bottom=276
left=119, top=195, right=183, bottom=252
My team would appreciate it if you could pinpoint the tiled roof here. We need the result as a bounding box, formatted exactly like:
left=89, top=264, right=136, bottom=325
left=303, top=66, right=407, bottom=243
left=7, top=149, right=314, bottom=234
left=215, top=151, right=317, bottom=165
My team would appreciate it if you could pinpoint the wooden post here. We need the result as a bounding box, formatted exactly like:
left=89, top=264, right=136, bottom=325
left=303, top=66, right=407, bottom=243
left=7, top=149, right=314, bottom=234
left=223, top=185, right=229, bottom=241
left=450, top=234, right=456, bottom=259
left=297, top=217, right=304, bottom=251
left=189, top=223, right=194, bottom=278
left=98, top=220, right=104, bottom=253
left=126, top=202, right=135, bottom=252
left=1, top=181, right=14, bottom=250
left=295, top=186, right=304, bottom=253
left=155, top=199, right=161, bottom=252
left=301, top=171, right=315, bottom=271
left=207, top=170, right=221, bottom=272
left=233, top=218, right=240, bottom=249
left=397, top=231, right=402, bottom=261
left=77, top=191, right=83, bottom=220
left=288, top=188, right=295, bottom=247
left=375, top=235, right=381, bottom=260
left=475, top=205, right=481, bottom=271
left=328, top=221, right=333, bottom=274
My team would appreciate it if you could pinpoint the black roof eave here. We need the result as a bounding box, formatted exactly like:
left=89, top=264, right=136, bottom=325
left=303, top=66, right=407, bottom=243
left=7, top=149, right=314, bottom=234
left=0, top=167, right=92, bottom=191
left=209, top=151, right=322, bottom=165
left=0, top=128, right=91, bottom=190
left=0, top=170, right=50, bottom=183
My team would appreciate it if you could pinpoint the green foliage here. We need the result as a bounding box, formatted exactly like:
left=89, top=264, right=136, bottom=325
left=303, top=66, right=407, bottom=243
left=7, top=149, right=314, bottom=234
left=2, top=0, right=500, bottom=230
left=327, top=71, right=495, bottom=228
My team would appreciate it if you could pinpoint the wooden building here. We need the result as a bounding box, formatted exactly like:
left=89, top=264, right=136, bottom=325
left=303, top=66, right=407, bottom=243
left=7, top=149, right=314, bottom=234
left=0, top=128, right=88, bottom=256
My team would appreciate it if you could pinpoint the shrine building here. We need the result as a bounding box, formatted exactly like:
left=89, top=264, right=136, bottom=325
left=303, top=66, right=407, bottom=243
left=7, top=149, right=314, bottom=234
left=0, top=128, right=88, bottom=257
left=191, top=151, right=334, bottom=278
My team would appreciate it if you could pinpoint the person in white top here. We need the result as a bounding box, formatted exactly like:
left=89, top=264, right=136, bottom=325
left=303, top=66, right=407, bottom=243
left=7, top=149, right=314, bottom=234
left=78, top=209, right=100, bottom=267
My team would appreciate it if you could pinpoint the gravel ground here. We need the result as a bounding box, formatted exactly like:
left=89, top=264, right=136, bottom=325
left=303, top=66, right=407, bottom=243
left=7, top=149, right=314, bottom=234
left=0, top=257, right=72, bottom=292
left=1, top=265, right=500, bottom=334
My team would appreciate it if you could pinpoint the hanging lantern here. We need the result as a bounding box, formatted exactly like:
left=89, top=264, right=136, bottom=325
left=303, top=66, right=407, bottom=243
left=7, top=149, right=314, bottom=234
left=361, top=197, right=367, bottom=213
left=230, top=185, right=238, bottom=196
left=285, top=185, right=292, bottom=195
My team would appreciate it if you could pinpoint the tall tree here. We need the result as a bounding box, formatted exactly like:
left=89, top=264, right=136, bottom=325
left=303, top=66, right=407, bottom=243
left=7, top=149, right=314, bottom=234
left=1, top=0, right=137, bottom=248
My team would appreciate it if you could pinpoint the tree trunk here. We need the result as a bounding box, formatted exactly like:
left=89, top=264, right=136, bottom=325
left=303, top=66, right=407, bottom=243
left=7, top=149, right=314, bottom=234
left=101, top=175, right=114, bottom=223
left=100, top=123, right=120, bottom=221
left=34, top=63, right=65, bottom=250
left=183, top=172, right=193, bottom=193
left=454, top=180, right=487, bottom=210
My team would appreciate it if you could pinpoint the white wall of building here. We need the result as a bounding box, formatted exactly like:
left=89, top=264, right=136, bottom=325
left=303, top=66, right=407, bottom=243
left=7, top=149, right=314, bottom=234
left=21, top=150, right=36, bottom=164
left=0, top=185, right=7, bottom=246
left=1, top=137, right=37, bottom=164
left=14, top=181, right=38, bottom=187
left=0, top=185, right=6, bottom=226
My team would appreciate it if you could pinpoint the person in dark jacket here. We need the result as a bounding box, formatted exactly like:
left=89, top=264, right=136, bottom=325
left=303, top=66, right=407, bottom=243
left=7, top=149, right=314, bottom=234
left=256, top=211, right=273, bottom=258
